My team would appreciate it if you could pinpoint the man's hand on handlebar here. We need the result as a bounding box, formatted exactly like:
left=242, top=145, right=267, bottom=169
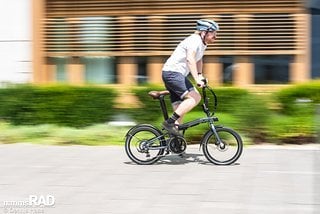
left=196, top=75, right=207, bottom=88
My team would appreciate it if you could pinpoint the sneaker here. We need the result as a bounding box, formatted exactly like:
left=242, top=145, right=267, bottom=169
left=162, top=121, right=182, bottom=136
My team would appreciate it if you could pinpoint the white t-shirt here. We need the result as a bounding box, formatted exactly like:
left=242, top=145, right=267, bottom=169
left=162, top=33, right=207, bottom=76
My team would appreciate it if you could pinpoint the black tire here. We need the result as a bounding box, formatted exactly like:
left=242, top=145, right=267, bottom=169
left=125, top=124, right=165, bottom=165
left=202, top=127, right=243, bottom=165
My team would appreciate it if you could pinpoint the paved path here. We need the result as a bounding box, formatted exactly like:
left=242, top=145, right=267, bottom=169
left=0, top=144, right=319, bottom=214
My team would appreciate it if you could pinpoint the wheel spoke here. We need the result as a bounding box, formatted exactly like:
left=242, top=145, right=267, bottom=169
left=125, top=125, right=165, bottom=164
left=203, top=127, right=243, bottom=165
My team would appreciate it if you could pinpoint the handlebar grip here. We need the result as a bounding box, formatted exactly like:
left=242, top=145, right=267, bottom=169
left=197, top=78, right=208, bottom=87
left=202, top=78, right=208, bottom=85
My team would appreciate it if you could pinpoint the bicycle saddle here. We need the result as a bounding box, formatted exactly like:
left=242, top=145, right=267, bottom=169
left=148, top=90, right=170, bottom=99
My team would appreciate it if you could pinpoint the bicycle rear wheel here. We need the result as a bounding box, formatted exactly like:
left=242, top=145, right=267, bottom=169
left=202, top=127, right=243, bottom=165
left=125, top=124, right=165, bottom=165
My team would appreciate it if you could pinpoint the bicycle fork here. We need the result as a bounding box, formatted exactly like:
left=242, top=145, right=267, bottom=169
left=200, top=121, right=225, bottom=150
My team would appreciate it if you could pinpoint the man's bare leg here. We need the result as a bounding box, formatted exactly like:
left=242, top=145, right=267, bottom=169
left=163, top=90, right=201, bottom=136
left=173, top=90, right=201, bottom=125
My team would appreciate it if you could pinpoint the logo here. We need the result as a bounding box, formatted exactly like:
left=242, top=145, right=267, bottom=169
left=29, top=195, right=55, bottom=207
left=2, top=195, right=55, bottom=214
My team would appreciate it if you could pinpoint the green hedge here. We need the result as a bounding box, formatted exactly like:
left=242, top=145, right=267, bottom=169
left=0, top=82, right=318, bottom=145
left=128, top=85, right=170, bottom=123
left=0, top=85, right=117, bottom=127
left=275, top=81, right=320, bottom=115
left=210, top=87, right=249, bottom=113
left=128, top=83, right=318, bottom=144
left=128, top=85, right=250, bottom=124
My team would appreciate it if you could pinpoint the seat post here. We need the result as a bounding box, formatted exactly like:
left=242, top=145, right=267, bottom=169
left=159, top=95, right=169, bottom=120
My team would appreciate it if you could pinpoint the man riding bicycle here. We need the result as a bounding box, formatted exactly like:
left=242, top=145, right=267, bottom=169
left=162, top=19, right=219, bottom=136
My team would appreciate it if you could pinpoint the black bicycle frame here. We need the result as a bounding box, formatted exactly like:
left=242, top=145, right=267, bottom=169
left=158, top=94, right=169, bottom=121
left=179, top=117, right=218, bottom=131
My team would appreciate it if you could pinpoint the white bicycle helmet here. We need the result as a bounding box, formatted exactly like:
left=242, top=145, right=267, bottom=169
left=196, top=19, right=219, bottom=32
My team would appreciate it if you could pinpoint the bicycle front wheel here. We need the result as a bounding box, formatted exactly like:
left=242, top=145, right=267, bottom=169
left=125, top=124, right=165, bottom=165
left=202, top=127, right=243, bottom=165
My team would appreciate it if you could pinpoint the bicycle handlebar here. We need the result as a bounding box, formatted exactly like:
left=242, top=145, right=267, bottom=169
left=196, top=78, right=208, bottom=87
left=201, top=83, right=218, bottom=116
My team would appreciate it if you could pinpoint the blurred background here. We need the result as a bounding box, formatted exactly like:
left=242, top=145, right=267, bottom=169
left=0, top=0, right=319, bottom=145
left=0, top=0, right=319, bottom=86
left=0, top=3, right=318, bottom=214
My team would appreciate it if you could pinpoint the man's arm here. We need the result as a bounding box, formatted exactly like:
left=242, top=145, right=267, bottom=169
left=186, top=50, right=205, bottom=87
left=196, top=59, right=205, bottom=79
left=196, top=59, right=203, bottom=75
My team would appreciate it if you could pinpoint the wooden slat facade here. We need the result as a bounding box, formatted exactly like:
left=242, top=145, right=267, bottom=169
left=46, top=0, right=303, bottom=16
left=33, top=0, right=311, bottom=85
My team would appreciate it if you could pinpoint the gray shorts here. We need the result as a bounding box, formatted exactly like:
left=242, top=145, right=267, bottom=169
left=162, top=71, right=195, bottom=104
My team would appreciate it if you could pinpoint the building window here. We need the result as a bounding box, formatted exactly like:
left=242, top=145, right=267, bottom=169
left=48, top=57, right=68, bottom=82
left=79, top=16, right=114, bottom=52
left=82, top=57, right=115, bottom=84
left=220, top=56, right=234, bottom=85
left=253, top=55, right=290, bottom=84
left=311, top=11, right=320, bottom=78
left=136, top=57, right=148, bottom=84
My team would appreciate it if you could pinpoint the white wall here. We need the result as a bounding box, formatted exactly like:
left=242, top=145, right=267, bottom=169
left=0, top=0, right=31, bottom=85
